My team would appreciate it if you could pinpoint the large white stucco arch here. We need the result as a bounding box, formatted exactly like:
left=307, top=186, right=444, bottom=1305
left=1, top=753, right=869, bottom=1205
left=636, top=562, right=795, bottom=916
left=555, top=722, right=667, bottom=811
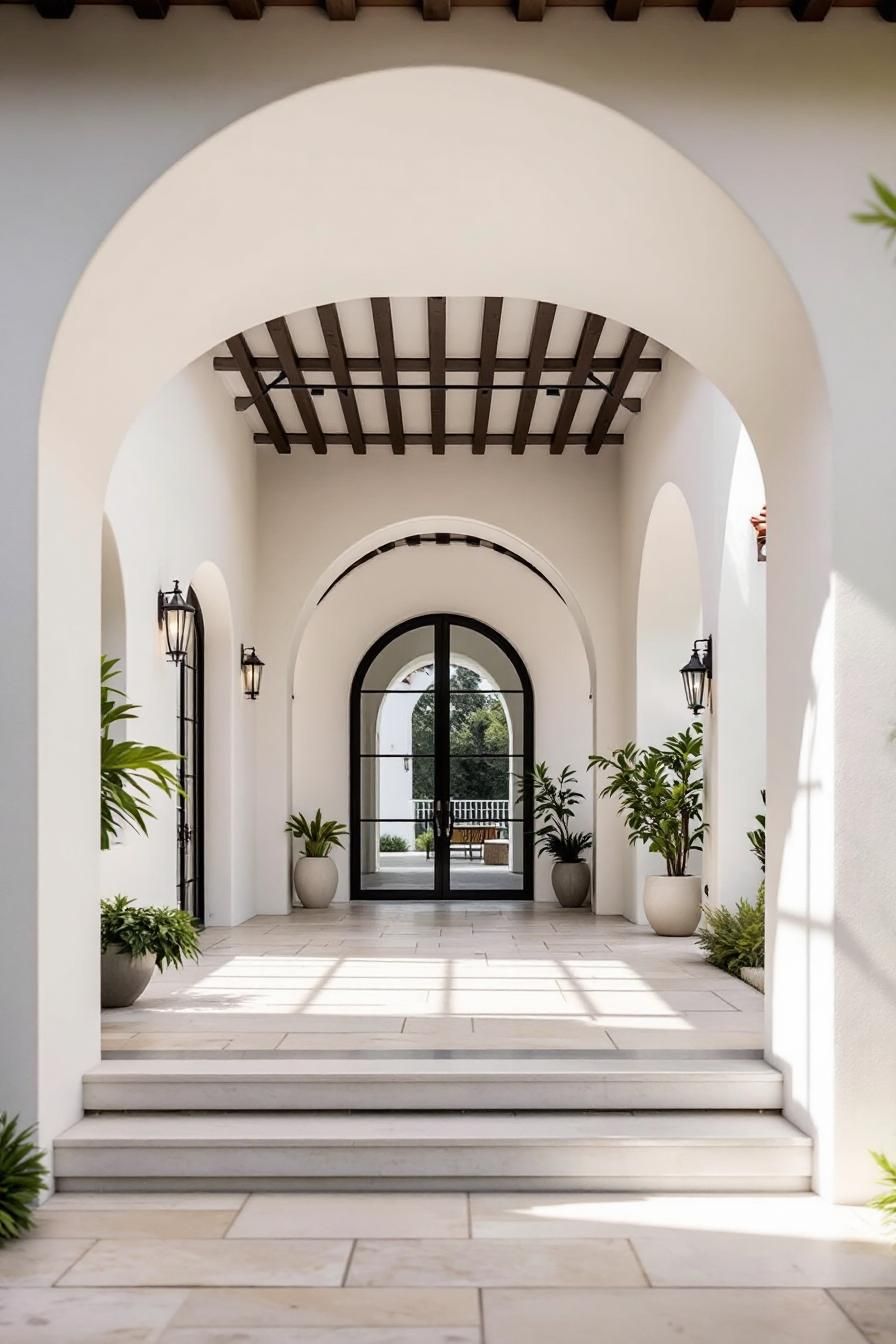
left=33, top=67, right=832, bottom=1186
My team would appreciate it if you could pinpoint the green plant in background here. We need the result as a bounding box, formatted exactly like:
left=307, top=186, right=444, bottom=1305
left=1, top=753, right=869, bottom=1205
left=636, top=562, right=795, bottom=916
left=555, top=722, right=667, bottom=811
left=869, top=1151, right=896, bottom=1232
left=101, top=656, right=182, bottom=851
left=520, top=763, right=593, bottom=863
left=379, top=833, right=409, bottom=853
left=415, top=828, right=434, bottom=858
left=100, top=895, right=201, bottom=970
left=696, top=882, right=765, bottom=974
left=589, top=723, right=705, bottom=877
left=854, top=176, right=896, bottom=248
left=0, top=1114, right=47, bottom=1242
left=747, top=791, right=766, bottom=872
left=286, top=810, right=349, bottom=858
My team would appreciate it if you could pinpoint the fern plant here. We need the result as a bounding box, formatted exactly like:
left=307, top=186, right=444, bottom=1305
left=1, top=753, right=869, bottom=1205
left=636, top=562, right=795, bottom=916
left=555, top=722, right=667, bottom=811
left=870, top=1150, right=896, bottom=1232
left=589, top=723, right=705, bottom=876
left=101, top=895, right=201, bottom=970
left=854, top=176, right=896, bottom=249
left=0, top=1114, right=47, bottom=1241
left=696, top=882, right=765, bottom=973
left=519, top=763, right=592, bottom=863
left=101, top=656, right=182, bottom=850
left=286, top=810, right=348, bottom=858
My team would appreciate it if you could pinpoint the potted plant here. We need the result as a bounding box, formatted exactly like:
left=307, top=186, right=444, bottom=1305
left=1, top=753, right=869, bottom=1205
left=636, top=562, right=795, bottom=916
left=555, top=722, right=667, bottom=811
left=286, top=810, right=348, bottom=908
left=522, top=763, right=593, bottom=907
left=589, top=723, right=705, bottom=936
left=0, top=1114, right=47, bottom=1242
left=100, top=656, right=182, bottom=852
left=100, top=894, right=201, bottom=1008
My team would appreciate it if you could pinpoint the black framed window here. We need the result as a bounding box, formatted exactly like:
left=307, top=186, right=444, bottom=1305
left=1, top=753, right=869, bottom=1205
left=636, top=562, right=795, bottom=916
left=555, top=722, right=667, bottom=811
left=176, top=588, right=204, bottom=922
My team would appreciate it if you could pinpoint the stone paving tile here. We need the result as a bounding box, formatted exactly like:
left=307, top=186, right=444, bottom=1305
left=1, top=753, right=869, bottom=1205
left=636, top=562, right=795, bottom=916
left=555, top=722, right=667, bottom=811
left=171, top=1286, right=481, bottom=1329
left=0, top=1239, right=95, bottom=1287
left=59, top=1239, right=352, bottom=1288
left=227, top=1194, right=469, bottom=1241
left=346, top=1238, right=646, bottom=1288
left=0, top=1286, right=187, bottom=1343
left=830, top=1289, right=896, bottom=1344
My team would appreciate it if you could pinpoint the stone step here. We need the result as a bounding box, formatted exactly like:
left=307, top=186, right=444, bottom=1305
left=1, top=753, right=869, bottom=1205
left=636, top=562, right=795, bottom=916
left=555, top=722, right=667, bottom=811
left=84, top=1055, right=783, bottom=1112
left=55, top=1111, right=812, bottom=1193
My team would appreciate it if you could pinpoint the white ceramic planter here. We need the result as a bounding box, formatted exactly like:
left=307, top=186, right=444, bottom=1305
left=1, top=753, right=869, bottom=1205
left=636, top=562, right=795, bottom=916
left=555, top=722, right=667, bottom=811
left=551, top=861, right=591, bottom=908
left=293, top=854, right=339, bottom=908
left=643, top=874, right=702, bottom=937
left=100, top=946, right=156, bottom=1009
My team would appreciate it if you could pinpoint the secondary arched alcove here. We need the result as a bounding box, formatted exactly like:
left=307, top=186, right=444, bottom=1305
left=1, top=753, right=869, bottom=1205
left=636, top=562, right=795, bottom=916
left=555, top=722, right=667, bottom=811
left=36, top=67, right=830, bottom=1180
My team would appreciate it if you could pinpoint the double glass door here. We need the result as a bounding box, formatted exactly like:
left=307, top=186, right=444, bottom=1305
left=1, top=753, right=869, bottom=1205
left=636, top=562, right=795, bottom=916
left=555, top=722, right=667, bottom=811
left=176, top=588, right=204, bottom=922
left=351, top=615, right=533, bottom=900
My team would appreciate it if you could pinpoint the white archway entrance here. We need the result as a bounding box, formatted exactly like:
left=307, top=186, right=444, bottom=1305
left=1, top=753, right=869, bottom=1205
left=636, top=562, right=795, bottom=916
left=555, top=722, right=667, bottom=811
left=33, top=68, right=834, bottom=1187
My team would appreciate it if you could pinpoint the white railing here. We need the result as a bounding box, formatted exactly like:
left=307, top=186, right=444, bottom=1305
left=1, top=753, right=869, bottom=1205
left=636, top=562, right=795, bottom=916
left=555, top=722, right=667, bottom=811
left=413, top=798, right=509, bottom=824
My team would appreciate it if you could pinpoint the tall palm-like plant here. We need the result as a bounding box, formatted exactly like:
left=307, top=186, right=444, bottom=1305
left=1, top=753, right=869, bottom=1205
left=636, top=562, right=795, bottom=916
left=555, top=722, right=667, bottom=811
left=589, top=723, right=706, bottom=877
left=100, top=656, right=182, bottom=851
left=520, top=763, right=592, bottom=863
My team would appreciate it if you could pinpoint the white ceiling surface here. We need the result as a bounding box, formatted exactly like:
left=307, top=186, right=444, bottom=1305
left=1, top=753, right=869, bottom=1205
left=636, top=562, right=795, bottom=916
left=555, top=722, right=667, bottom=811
left=215, top=297, right=665, bottom=448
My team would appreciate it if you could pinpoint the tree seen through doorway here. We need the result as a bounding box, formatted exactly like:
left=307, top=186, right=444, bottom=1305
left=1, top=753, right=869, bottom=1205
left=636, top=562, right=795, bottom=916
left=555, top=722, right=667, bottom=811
left=411, top=665, right=510, bottom=803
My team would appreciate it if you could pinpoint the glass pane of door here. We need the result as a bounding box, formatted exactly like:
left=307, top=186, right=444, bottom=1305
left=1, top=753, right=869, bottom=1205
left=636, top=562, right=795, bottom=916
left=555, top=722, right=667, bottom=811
left=358, top=623, right=437, bottom=895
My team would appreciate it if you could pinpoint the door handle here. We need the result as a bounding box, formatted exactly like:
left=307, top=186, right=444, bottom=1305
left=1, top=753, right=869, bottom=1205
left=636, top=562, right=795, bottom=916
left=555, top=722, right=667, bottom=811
left=446, top=807, right=455, bottom=842
left=433, top=799, right=443, bottom=839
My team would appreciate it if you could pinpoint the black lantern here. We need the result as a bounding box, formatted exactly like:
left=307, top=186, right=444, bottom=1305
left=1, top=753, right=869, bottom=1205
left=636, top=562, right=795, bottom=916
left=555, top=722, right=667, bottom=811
left=241, top=644, right=264, bottom=700
left=681, top=636, right=713, bottom=716
left=158, top=581, right=195, bottom=664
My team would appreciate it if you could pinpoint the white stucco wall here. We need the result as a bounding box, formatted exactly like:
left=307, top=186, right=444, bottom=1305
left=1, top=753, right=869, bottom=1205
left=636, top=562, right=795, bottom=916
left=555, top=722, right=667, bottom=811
left=1, top=16, right=893, bottom=1198
left=102, top=359, right=258, bottom=926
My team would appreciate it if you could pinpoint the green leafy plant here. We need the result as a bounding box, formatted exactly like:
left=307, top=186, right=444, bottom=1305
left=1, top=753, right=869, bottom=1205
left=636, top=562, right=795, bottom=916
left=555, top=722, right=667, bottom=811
left=520, top=763, right=592, bottom=863
left=100, top=895, right=201, bottom=970
left=747, top=791, right=766, bottom=872
left=854, top=176, right=896, bottom=248
left=379, top=833, right=409, bottom=853
left=696, top=881, right=765, bottom=974
left=869, top=1150, right=896, bottom=1231
left=101, top=656, right=182, bottom=851
left=286, top=810, right=348, bottom=858
left=416, top=828, right=434, bottom=857
left=589, top=723, right=705, bottom=877
left=0, top=1114, right=48, bottom=1241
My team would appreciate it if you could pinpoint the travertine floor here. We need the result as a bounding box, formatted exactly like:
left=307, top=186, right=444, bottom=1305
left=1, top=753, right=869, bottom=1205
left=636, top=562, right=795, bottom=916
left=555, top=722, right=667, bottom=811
left=3, top=1191, right=893, bottom=1342
left=102, top=905, right=764, bottom=1056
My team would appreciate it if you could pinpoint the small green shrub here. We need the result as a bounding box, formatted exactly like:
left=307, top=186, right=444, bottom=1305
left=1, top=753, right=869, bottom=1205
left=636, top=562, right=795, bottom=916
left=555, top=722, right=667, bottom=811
left=0, top=1114, right=47, bottom=1241
left=100, top=895, right=201, bottom=970
left=696, top=882, right=764, bottom=974
left=870, top=1151, right=896, bottom=1232
left=416, top=829, right=434, bottom=856
left=379, top=834, right=409, bottom=853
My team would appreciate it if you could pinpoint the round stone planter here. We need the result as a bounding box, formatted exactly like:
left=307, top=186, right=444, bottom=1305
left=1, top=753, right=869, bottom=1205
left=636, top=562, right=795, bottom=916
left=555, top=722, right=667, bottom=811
left=100, top=945, right=156, bottom=1009
left=551, top=861, right=591, bottom=908
left=293, top=855, right=339, bottom=909
left=643, top=875, right=702, bottom=937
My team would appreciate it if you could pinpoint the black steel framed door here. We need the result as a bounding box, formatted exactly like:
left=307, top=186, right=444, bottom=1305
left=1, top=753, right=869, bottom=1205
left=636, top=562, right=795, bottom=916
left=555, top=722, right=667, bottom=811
left=176, top=587, right=205, bottom=922
left=350, top=614, right=533, bottom=901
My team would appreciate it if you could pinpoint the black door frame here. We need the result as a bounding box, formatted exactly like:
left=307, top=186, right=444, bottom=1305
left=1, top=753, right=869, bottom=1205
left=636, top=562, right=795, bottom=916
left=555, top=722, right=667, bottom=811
left=176, top=587, right=205, bottom=922
left=350, top=613, right=534, bottom=902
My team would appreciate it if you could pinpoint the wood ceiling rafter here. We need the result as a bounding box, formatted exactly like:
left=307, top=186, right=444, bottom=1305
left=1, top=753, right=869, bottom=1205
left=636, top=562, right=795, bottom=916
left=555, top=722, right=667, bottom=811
left=585, top=327, right=649, bottom=455
left=221, top=298, right=660, bottom=460
left=371, top=298, right=406, bottom=456
left=32, top=0, right=891, bottom=16
left=266, top=316, right=327, bottom=456
left=317, top=302, right=366, bottom=455
left=471, top=297, right=504, bottom=457
left=699, top=0, right=737, bottom=16
left=227, top=0, right=264, bottom=15
left=511, top=302, right=556, bottom=456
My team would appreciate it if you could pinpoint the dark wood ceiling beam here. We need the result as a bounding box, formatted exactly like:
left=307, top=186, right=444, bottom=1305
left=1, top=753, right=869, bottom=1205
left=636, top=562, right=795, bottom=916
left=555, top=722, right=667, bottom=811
left=34, top=0, right=75, bottom=15
left=428, top=297, right=447, bottom=457
left=790, top=0, right=832, bottom=16
left=422, top=0, right=451, bottom=16
left=585, top=328, right=649, bottom=456
left=605, top=0, right=642, bottom=17
left=471, top=298, right=503, bottom=456
left=266, top=316, right=327, bottom=456
left=511, top=302, right=556, bottom=455
left=215, top=354, right=662, bottom=375
left=256, top=431, right=626, bottom=448
left=227, top=0, right=264, bottom=15
left=515, top=0, right=546, bottom=16
left=132, top=0, right=169, bottom=15
left=371, top=298, right=405, bottom=456
left=226, top=333, right=291, bottom=456
left=317, top=303, right=366, bottom=455
left=325, top=0, right=356, bottom=15
left=699, top=0, right=737, bottom=16
left=234, top=390, right=639, bottom=414
left=549, top=311, right=606, bottom=456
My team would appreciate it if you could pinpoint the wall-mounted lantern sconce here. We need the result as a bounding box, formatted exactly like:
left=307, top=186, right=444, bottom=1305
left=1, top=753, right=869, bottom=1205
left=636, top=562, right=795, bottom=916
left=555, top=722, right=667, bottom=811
left=681, top=636, right=713, bottom=716
left=158, top=580, right=195, bottom=664
left=240, top=644, right=264, bottom=700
